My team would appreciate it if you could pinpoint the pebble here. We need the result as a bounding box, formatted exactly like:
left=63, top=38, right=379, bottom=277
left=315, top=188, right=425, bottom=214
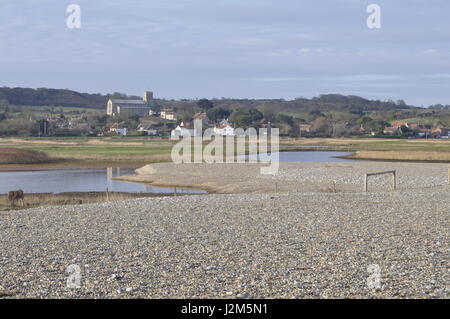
left=0, top=174, right=448, bottom=299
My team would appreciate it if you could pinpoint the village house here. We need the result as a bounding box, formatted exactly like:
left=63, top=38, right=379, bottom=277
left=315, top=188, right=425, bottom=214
left=171, top=122, right=199, bottom=137
left=160, top=109, right=177, bottom=121
left=67, top=117, right=85, bottom=129
left=137, top=123, right=159, bottom=136
left=386, top=122, right=429, bottom=136
left=383, top=122, right=446, bottom=138
left=213, top=122, right=235, bottom=136
left=391, top=121, right=410, bottom=128
left=299, top=124, right=313, bottom=136
left=417, top=128, right=432, bottom=137
left=383, top=127, right=399, bottom=135
left=431, top=127, right=450, bottom=138
left=46, top=117, right=69, bottom=129
left=299, top=124, right=312, bottom=132
left=218, top=119, right=231, bottom=126
left=193, top=112, right=211, bottom=126
left=107, top=91, right=154, bottom=117
left=109, top=123, right=128, bottom=136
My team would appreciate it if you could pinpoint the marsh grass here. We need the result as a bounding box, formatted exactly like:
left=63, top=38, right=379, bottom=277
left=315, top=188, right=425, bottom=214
left=0, top=148, right=52, bottom=164
left=0, top=138, right=177, bottom=166
left=282, top=138, right=450, bottom=162
left=346, top=150, right=450, bottom=162
left=1, top=137, right=450, bottom=167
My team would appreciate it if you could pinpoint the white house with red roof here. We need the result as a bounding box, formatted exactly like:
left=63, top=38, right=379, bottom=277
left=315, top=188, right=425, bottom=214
left=213, top=121, right=235, bottom=136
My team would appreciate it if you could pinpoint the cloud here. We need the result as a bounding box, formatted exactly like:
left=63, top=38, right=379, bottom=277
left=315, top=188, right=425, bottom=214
left=248, top=74, right=407, bottom=83
left=424, top=74, right=450, bottom=79
left=1, top=0, right=450, bottom=105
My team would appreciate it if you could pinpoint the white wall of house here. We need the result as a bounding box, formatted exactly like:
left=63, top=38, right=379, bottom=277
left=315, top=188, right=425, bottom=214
left=116, top=128, right=127, bottom=136
left=214, top=125, right=235, bottom=136
left=171, top=126, right=198, bottom=137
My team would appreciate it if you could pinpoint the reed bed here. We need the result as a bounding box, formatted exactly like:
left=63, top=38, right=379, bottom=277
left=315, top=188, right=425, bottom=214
left=0, top=148, right=52, bottom=164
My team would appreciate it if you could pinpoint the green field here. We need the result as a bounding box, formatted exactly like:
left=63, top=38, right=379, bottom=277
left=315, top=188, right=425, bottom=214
left=1, top=136, right=450, bottom=169
left=5, top=105, right=103, bottom=119
left=283, top=137, right=450, bottom=161
left=0, top=137, right=176, bottom=167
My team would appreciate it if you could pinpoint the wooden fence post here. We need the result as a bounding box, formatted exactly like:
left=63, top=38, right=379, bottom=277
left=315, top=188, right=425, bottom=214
left=393, top=171, right=397, bottom=190
left=364, top=174, right=368, bottom=192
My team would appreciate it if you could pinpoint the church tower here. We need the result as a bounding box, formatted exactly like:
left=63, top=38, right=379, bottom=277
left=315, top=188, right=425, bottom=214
left=143, top=91, right=154, bottom=106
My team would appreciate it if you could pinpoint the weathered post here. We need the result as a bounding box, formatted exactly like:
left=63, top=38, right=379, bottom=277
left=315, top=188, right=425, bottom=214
left=448, top=168, right=450, bottom=185
left=364, top=174, right=368, bottom=192
left=393, top=171, right=397, bottom=190
left=174, top=187, right=177, bottom=197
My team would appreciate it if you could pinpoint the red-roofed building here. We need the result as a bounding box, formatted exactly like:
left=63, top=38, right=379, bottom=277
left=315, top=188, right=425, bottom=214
left=213, top=123, right=235, bottom=136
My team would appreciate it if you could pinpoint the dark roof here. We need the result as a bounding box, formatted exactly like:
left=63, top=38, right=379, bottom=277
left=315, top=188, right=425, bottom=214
left=111, top=99, right=145, bottom=105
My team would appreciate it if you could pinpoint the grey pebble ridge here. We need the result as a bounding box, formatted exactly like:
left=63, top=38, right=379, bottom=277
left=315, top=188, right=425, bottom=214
left=0, top=190, right=448, bottom=299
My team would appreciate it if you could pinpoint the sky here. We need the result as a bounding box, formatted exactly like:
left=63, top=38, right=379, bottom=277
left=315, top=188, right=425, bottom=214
left=1, top=0, right=450, bottom=106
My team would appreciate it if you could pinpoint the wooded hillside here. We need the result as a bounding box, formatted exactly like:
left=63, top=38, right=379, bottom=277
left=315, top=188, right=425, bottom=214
left=0, top=87, right=418, bottom=112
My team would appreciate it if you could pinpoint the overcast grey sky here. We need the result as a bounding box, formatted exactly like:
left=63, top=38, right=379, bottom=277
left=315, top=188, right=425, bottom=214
left=1, top=0, right=450, bottom=106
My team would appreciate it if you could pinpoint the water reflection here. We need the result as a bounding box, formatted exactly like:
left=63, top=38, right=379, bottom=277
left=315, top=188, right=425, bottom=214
left=0, top=167, right=206, bottom=195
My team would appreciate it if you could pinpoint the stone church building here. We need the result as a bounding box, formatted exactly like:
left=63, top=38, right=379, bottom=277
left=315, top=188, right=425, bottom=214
left=107, top=91, right=154, bottom=117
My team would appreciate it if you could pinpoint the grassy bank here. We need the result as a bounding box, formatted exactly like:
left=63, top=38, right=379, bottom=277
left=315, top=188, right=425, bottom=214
left=0, top=137, right=175, bottom=168
left=343, top=150, right=450, bottom=162
left=0, top=136, right=277, bottom=168
left=1, top=136, right=450, bottom=169
left=281, top=138, right=450, bottom=161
